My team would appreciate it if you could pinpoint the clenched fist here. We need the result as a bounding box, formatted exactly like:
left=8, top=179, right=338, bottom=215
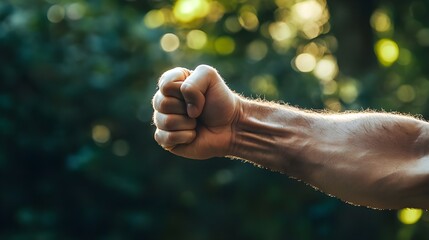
left=152, top=65, right=241, bottom=159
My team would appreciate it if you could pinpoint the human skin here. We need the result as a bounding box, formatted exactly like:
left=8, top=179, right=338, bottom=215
left=152, top=65, right=429, bottom=210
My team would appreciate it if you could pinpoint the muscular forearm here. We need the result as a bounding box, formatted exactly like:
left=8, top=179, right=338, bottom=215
left=229, top=96, right=429, bottom=209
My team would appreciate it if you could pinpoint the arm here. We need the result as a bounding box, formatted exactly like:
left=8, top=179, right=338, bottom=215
left=231, top=99, right=429, bottom=209
left=152, top=65, right=429, bottom=209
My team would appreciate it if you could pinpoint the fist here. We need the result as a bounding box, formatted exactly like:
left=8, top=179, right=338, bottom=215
left=152, top=65, right=240, bottom=159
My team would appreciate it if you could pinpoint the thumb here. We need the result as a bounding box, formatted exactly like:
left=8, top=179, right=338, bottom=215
left=180, top=65, right=216, bottom=118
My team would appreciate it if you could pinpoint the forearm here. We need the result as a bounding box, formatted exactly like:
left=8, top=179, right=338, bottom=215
left=229, top=97, right=429, bottom=209
left=228, top=98, right=316, bottom=175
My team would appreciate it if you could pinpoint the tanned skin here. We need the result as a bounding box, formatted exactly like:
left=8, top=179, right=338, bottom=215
left=152, top=65, right=429, bottom=210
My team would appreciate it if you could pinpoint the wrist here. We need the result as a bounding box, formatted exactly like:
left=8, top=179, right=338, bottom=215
left=226, top=96, right=247, bottom=159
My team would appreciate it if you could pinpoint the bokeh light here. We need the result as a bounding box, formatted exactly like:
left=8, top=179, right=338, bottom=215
left=292, top=0, right=324, bottom=23
left=398, top=208, right=423, bottom=225
left=322, top=81, right=338, bottom=95
left=173, top=0, right=210, bottom=23
left=302, top=42, right=323, bottom=57
left=47, top=4, right=65, bottom=23
left=214, top=36, right=235, bottom=55
left=302, top=22, right=321, bottom=39
left=339, top=81, right=359, bottom=104
left=92, top=125, right=111, bottom=144
left=186, top=30, right=208, bottom=50
left=160, top=33, right=180, bottom=52
left=214, top=169, right=234, bottom=185
left=294, top=53, right=317, bottom=72
left=269, top=22, right=294, bottom=41
left=66, top=2, right=86, bottom=20
left=206, top=1, right=225, bottom=22
left=396, top=85, right=416, bottom=103
left=239, top=11, right=259, bottom=31
left=143, top=10, right=165, bottom=28
left=314, top=56, right=339, bottom=82
left=246, top=40, right=268, bottom=61
left=324, top=98, right=342, bottom=111
left=224, top=16, right=242, bottom=33
left=370, top=10, right=392, bottom=33
left=275, top=0, right=293, bottom=8
left=375, top=38, right=399, bottom=66
left=250, top=74, right=279, bottom=99
left=112, top=139, right=130, bottom=157
left=274, top=0, right=330, bottom=41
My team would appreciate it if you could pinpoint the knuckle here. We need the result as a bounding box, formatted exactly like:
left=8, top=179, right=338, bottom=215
left=152, top=98, right=156, bottom=110
left=158, top=68, right=176, bottom=88
left=195, top=64, right=217, bottom=76
left=172, top=67, right=183, bottom=72
left=158, top=79, right=166, bottom=92
left=154, top=129, right=176, bottom=146
left=163, top=68, right=179, bottom=77
left=152, top=91, right=162, bottom=110
left=156, top=97, right=170, bottom=112
left=158, top=98, right=169, bottom=111
left=160, top=80, right=182, bottom=97
left=195, top=64, right=211, bottom=72
left=154, top=112, right=163, bottom=127
left=154, top=130, right=161, bottom=143
left=163, top=115, right=176, bottom=130
left=180, top=82, right=192, bottom=93
left=187, top=131, right=197, bottom=143
left=158, top=72, right=168, bottom=87
left=152, top=111, right=159, bottom=126
left=159, top=83, right=170, bottom=95
left=164, top=132, right=176, bottom=145
left=159, top=67, right=187, bottom=86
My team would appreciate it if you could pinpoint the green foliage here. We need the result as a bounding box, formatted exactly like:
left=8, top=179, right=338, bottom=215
left=1, top=0, right=429, bottom=239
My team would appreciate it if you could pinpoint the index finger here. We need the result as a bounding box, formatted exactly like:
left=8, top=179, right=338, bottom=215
left=158, top=67, right=191, bottom=99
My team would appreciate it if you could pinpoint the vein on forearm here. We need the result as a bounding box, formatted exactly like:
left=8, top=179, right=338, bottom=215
left=231, top=99, right=317, bottom=175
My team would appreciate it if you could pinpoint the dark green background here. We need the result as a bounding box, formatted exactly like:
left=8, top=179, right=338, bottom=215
left=1, top=0, right=428, bottom=239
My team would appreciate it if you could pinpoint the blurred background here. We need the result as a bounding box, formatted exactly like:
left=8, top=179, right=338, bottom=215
left=1, top=0, right=429, bottom=239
